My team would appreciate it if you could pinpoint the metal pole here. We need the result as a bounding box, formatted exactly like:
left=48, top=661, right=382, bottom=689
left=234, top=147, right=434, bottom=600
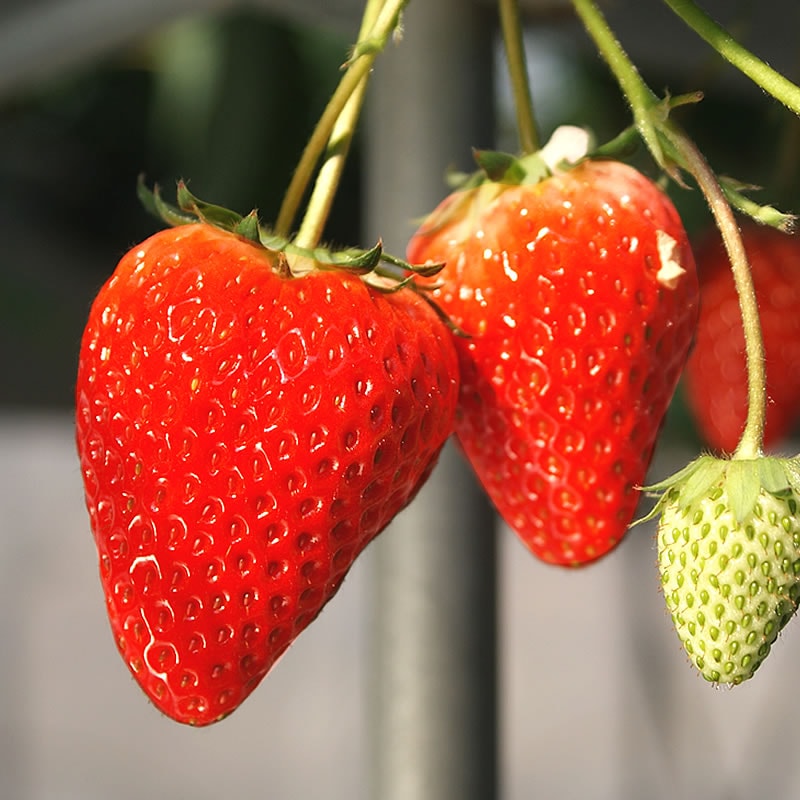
left=363, top=2, right=499, bottom=799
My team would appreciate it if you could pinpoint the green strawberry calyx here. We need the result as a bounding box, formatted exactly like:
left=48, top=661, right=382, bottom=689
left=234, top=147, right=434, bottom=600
left=639, top=453, right=800, bottom=526
left=137, top=177, right=444, bottom=289
left=448, top=124, right=595, bottom=193
left=423, top=125, right=595, bottom=239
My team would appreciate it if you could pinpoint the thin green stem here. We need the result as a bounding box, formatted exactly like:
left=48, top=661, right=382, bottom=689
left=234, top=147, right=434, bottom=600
left=274, top=0, right=408, bottom=239
left=660, top=125, right=765, bottom=458
left=294, top=0, right=384, bottom=248
left=572, top=0, right=767, bottom=456
left=662, top=0, right=800, bottom=116
left=570, top=0, right=670, bottom=174
left=498, top=0, right=540, bottom=153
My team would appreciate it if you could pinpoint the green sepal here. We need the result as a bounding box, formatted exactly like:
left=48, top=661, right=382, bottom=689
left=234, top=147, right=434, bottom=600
left=726, top=459, right=761, bottom=522
left=678, top=456, right=728, bottom=509
left=139, top=178, right=439, bottom=278
left=317, top=241, right=384, bottom=273
left=638, top=454, right=800, bottom=528
left=589, top=125, right=641, bottom=161
left=759, top=457, right=793, bottom=494
left=137, top=177, right=196, bottom=227
left=329, top=240, right=384, bottom=272
left=381, top=251, right=445, bottom=278
left=363, top=273, right=416, bottom=293
left=176, top=181, right=244, bottom=229
left=641, top=453, right=716, bottom=496
left=447, top=148, right=552, bottom=193
left=782, top=460, right=800, bottom=497
left=136, top=179, right=452, bottom=322
left=234, top=210, right=261, bottom=242
left=257, top=227, right=383, bottom=273
left=473, top=149, right=528, bottom=184
left=636, top=454, right=720, bottom=524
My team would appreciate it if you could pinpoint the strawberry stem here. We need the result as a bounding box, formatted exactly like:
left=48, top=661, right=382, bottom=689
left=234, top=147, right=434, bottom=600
left=294, top=0, right=385, bottom=249
left=498, top=0, right=540, bottom=153
left=570, top=0, right=767, bottom=457
left=274, top=0, right=408, bottom=239
left=659, top=125, right=766, bottom=458
left=661, top=0, right=800, bottom=116
left=571, top=0, right=679, bottom=177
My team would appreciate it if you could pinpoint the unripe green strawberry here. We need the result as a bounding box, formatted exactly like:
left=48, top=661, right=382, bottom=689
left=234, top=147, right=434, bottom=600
left=651, top=455, right=800, bottom=684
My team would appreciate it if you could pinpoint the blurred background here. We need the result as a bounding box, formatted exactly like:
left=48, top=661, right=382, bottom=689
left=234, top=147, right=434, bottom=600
left=2, top=0, right=800, bottom=798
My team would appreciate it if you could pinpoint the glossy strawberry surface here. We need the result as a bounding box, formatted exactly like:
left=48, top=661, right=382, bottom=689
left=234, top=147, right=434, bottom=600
left=76, top=223, right=458, bottom=725
left=407, top=159, right=699, bottom=566
left=684, top=222, right=800, bottom=453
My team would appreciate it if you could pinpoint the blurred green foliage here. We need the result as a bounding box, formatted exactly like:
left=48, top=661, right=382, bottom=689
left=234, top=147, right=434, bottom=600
left=0, top=10, right=356, bottom=407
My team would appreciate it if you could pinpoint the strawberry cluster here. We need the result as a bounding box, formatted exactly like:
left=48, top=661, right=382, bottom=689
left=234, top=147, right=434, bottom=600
left=75, top=120, right=800, bottom=726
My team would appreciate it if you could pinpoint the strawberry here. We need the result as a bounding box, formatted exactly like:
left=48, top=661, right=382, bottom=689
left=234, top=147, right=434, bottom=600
left=650, top=454, right=800, bottom=684
left=76, top=207, right=459, bottom=725
left=684, top=222, right=800, bottom=453
left=406, top=126, right=699, bottom=566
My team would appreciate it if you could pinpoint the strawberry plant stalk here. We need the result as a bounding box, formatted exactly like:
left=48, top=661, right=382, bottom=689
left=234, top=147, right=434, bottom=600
left=660, top=0, right=800, bottom=116
left=570, top=0, right=668, bottom=176
left=497, top=0, right=540, bottom=153
left=294, top=0, right=384, bottom=249
left=659, top=126, right=766, bottom=457
left=571, top=0, right=767, bottom=458
left=274, top=0, right=409, bottom=238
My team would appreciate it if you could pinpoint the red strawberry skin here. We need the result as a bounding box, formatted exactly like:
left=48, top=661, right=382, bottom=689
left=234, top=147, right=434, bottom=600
left=407, top=159, right=699, bottom=566
left=685, top=222, right=800, bottom=453
left=76, top=223, right=458, bottom=725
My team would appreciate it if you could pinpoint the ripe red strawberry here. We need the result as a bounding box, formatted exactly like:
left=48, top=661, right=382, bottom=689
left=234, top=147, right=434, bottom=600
left=406, top=129, right=699, bottom=566
left=76, top=220, right=459, bottom=725
left=684, top=222, right=800, bottom=453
